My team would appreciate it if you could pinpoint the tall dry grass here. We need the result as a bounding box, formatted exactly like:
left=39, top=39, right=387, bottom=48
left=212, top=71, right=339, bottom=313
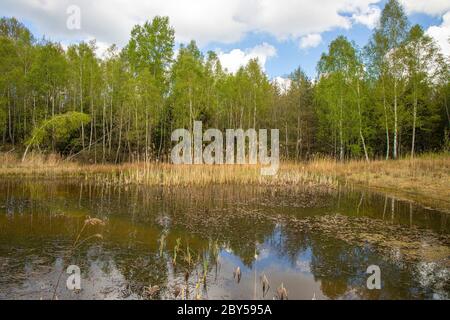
left=0, top=151, right=337, bottom=187
left=0, top=151, right=449, bottom=209
left=296, top=153, right=450, bottom=209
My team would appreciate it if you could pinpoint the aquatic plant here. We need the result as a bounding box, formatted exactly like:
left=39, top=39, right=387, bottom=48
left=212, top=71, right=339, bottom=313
left=143, top=285, right=160, bottom=299
left=276, top=283, right=288, bottom=300
left=2, top=153, right=449, bottom=211
left=52, top=216, right=105, bottom=300
left=173, top=237, right=182, bottom=265
left=3, top=151, right=450, bottom=211
left=158, top=233, right=166, bottom=257
left=233, top=266, right=241, bottom=283
left=260, top=274, right=270, bottom=297
left=174, top=285, right=182, bottom=299
left=184, top=243, right=192, bottom=267
left=202, top=252, right=209, bottom=283
left=194, top=281, right=202, bottom=300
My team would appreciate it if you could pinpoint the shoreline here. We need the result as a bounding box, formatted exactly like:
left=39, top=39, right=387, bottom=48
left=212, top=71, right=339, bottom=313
left=1, top=152, right=449, bottom=212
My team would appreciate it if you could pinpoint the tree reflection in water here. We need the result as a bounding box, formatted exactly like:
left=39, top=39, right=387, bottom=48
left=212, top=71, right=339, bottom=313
left=0, top=179, right=448, bottom=299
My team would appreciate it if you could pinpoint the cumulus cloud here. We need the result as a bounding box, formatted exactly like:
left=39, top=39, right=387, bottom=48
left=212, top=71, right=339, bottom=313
left=400, top=0, right=450, bottom=16
left=218, top=43, right=277, bottom=73
left=272, top=76, right=292, bottom=93
left=426, top=11, right=450, bottom=56
left=351, top=5, right=381, bottom=29
left=4, top=0, right=449, bottom=63
left=299, top=34, right=322, bottom=49
left=0, top=0, right=383, bottom=48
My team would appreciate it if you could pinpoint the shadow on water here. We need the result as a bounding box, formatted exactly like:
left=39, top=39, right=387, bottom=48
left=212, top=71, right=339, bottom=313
left=0, top=178, right=448, bottom=300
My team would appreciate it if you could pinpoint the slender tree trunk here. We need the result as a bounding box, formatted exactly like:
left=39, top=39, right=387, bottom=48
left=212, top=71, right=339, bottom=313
left=23, top=97, right=27, bottom=139
left=126, top=109, right=132, bottom=162
left=89, top=99, right=93, bottom=150
left=296, top=92, right=302, bottom=161
left=357, top=80, right=369, bottom=162
left=51, top=93, right=55, bottom=151
left=32, top=94, right=36, bottom=128
left=80, top=61, right=85, bottom=149
left=285, top=122, right=289, bottom=159
left=339, top=95, right=344, bottom=162
left=393, top=79, right=398, bottom=159
left=8, top=88, right=14, bottom=145
left=189, top=86, right=193, bottom=132
left=158, top=122, right=163, bottom=160
left=22, top=143, right=31, bottom=162
left=411, top=82, right=417, bottom=160
left=109, top=93, right=113, bottom=155
left=102, top=95, right=106, bottom=163
left=135, top=100, right=139, bottom=161
left=253, top=88, right=256, bottom=129
left=444, top=91, right=449, bottom=126
left=296, top=115, right=301, bottom=161
left=115, top=108, right=123, bottom=164
left=382, top=80, right=390, bottom=160
left=93, top=110, right=97, bottom=163
left=89, top=63, right=94, bottom=153
left=145, top=106, right=149, bottom=162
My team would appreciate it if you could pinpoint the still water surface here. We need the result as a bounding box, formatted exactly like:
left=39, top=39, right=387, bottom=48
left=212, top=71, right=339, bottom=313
left=0, top=178, right=448, bottom=299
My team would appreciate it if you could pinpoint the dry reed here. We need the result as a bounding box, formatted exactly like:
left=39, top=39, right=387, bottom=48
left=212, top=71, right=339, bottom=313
left=0, top=151, right=449, bottom=210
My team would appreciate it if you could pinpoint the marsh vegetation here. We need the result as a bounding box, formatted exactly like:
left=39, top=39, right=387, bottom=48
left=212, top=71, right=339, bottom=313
left=1, top=152, right=449, bottom=211
left=0, top=180, right=448, bottom=300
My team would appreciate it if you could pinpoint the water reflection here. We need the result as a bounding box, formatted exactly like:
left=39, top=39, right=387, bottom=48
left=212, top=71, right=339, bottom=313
left=0, top=178, right=448, bottom=299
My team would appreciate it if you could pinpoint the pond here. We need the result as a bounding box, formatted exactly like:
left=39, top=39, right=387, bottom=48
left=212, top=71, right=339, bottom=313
left=0, top=178, right=449, bottom=300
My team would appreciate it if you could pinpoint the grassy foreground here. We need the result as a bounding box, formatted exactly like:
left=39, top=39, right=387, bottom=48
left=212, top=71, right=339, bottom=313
left=1, top=152, right=449, bottom=211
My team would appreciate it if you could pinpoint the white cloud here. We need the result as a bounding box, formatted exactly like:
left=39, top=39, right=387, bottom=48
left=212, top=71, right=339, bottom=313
left=352, top=5, right=381, bottom=29
left=299, top=34, right=322, bottom=49
left=0, top=0, right=383, bottom=48
left=6, top=0, right=449, bottom=62
left=426, top=11, right=450, bottom=56
left=218, top=43, right=277, bottom=73
left=400, top=0, right=450, bottom=16
left=272, top=76, right=292, bottom=93
left=92, top=40, right=112, bottom=58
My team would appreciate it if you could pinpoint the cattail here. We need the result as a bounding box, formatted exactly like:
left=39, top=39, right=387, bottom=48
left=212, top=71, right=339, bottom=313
left=260, top=274, right=270, bottom=297
left=84, top=216, right=105, bottom=227
left=276, top=283, right=288, bottom=300
left=144, top=285, right=159, bottom=298
left=233, top=266, right=241, bottom=283
left=174, top=285, right=182, bottom=298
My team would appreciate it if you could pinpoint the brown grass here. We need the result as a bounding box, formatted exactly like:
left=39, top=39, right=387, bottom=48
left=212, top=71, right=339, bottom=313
left=1, top=151, right=449, bottom=210
left=297, top=153, right=450, bottom=211
left=0, top=152, right=337, bottom=187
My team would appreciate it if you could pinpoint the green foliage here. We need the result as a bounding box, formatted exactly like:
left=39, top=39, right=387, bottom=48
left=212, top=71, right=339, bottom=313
left=27, top=112, right=91, bottom=148
left=444, top=129, right=450, bottom=153
left=127, top=16, right=175, bottom=83
left=316, top=36, right=367, bottom=159
left=170, top=40, right=206, bottom=129
left=0, top=103, right=6, bottom=137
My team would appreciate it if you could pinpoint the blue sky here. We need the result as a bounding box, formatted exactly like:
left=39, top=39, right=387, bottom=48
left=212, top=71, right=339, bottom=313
left=1, top=0, right=449, bottom=80
left=261, top=11, right=445, bottom=78
left=201, top=9, right=445, bottom=79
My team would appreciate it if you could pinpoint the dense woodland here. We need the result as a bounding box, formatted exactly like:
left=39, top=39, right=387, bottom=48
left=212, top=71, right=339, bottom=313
left=0, top=0, right=449, bottom=163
